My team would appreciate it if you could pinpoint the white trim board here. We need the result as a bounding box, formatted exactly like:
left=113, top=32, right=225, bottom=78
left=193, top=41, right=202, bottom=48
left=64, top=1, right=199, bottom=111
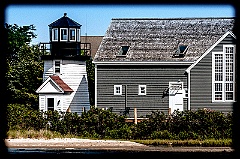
left=186, top=31, right=236, bottom=73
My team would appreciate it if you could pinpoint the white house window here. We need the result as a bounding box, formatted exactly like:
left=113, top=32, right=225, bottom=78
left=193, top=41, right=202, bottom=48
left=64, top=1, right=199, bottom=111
left=54, top=60, right=61, bottom=74
left=60, top=28, right=68, bottom=41
left=138, top=85, right=146, bottom=95
left=213, top=45, right=235, bottom=102
left=52, top=28, right=58, bottom=41
left=69, top=28, right=76, bottom=41
left=114, top=85, right=122, bottom=95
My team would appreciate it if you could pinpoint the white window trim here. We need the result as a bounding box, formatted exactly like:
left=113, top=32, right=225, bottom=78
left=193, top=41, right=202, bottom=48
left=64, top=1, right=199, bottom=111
left=69, top=28, right=76, bottom=41
left=114, top=85, right=122, bottom=95
left=60, top=28, right=68, bottom=41
left=77, top=29, right=80, bottom=42
left=212, top=44, right=235, bottom=102
left=52, top=28, right=58, bottom=41
left=53, top=60, right=62, bottom=75
left=138, top=85, right=146, bottom=95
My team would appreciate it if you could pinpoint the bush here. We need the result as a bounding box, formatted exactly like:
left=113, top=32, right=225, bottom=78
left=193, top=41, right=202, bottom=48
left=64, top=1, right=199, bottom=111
left=7, top=104, right=233, bottom=140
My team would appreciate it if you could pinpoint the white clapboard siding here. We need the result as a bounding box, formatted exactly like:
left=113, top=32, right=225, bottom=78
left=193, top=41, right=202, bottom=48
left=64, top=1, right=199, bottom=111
left=56, top=96, right=62, bottom=112
left=39, top=95, right=46, bottom=111
left=43, top=60, right=54, bottom=81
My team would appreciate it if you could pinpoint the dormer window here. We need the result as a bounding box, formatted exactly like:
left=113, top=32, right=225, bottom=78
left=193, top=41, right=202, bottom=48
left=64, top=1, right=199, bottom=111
left=173, top=45, right=188, bottom=58
left=60, top=28, right=68, bottom=41
left=52, top=28, right=58, bottom=41
left=118, top=46, right=129, bottom=56
left=69, top=28, right=76, bottom=41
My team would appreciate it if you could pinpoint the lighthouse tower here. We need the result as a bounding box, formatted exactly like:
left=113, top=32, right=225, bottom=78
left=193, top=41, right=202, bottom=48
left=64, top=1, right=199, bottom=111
left=36, top=13, right=91, bottom=115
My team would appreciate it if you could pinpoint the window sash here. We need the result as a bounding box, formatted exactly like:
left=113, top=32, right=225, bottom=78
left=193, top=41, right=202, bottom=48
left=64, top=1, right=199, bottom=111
left=69, top=28, right=76, bottom=41
left=60, top=28, right=68, bottom=41
left=212, top=45, right=235, bottom=102
left=52, top=28, right=58, bottom=41
left=114, top=85, right=122, bottom=95
left=138, top=85, right=146, bottom=95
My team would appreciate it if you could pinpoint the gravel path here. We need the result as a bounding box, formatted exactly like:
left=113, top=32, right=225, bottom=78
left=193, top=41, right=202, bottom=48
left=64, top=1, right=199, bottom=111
left=5, top=138, right=234, bottom=152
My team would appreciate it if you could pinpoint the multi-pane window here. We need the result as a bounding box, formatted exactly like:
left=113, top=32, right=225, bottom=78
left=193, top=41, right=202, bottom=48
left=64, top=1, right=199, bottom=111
left=60, top=28, right=68, bottom=41
left=69, top=28, right=76, bottom=41
left=54, top=61, right=61, bottom=74
left=52, top=28, right=58, bottom=41
left=114, top=85, right=122, bottom=95
left=213, top=45, right=235, bottom=102
left=138, top=85, right=146, bottom=95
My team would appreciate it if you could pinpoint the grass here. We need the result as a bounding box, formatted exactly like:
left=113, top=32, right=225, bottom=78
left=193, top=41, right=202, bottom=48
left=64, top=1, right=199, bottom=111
left=7, top=129, right=232, bottom=147
left=7, top=129, right=77, bottom=139
left=132, top=139, right=232, bottom=147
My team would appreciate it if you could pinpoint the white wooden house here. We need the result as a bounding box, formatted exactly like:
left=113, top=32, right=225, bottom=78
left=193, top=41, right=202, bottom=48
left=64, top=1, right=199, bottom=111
left=36, top=13, right=91, bottom=115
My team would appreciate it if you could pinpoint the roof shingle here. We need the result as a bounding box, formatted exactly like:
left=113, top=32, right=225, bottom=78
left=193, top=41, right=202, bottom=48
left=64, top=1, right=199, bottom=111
left=94, top=18, right=234, bottom=62
left=50, top=75, right=73, bottom=92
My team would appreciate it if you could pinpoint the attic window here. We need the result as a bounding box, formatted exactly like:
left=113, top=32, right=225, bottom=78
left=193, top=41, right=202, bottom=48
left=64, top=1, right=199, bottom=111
left=118, top=46, right=129, bottom=56
left=173, top=45, right=188, bottom=58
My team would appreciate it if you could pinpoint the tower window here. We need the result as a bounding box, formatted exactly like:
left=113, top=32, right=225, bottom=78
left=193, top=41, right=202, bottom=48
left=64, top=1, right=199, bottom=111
left=69, top=28, right=76, bottom=41
left=77, top=29, right=80, bottom=42
left=114, top=85, right=122, bottom=95
left=54, top=60, right=61, bottom=74
left=60, top=28, right=68, bottom=41
left=52, top=28, right=58, bottom=41
left=118, top=46, right=129, bottom=55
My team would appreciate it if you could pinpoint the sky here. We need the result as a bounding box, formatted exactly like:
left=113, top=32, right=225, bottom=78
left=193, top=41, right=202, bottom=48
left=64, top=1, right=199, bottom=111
left=5, top=4, right=235, bottom=45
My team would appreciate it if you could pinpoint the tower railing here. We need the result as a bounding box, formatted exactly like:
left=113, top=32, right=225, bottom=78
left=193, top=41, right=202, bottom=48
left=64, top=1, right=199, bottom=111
left=39, top=42, right=91, bottom=57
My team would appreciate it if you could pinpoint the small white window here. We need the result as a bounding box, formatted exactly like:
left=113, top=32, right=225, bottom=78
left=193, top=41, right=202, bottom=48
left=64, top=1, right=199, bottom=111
left=138, top=85, right=146, bottom=95
left=114, top=85, right=122, bottom=95
left=54, top=60, right=61, bottom=74
left=52, top=28, right=58, bottom=41
left=69, top=28, right=76, bottom=41
left=60, top=28, right=68, bottom=41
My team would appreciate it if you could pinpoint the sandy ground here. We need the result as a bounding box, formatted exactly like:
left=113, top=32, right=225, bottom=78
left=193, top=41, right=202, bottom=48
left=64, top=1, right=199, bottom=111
left=5, top=138, right=234, bottom=152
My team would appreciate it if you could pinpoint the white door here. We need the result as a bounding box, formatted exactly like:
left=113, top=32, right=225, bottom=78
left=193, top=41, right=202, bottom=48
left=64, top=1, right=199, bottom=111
left=169, top=82, right=184, bottom=114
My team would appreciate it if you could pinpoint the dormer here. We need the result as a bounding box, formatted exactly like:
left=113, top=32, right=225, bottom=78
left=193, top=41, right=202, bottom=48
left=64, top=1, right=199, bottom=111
left=172, top=45, right=188, bottom=58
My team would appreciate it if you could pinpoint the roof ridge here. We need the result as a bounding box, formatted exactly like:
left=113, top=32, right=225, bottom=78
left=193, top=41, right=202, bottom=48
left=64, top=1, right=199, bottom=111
left=111, top=17, right=235, bottom=20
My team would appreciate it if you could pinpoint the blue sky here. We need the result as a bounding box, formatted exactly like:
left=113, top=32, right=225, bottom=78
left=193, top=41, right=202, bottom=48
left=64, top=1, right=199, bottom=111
left=5, top=4, right=235, bottom=44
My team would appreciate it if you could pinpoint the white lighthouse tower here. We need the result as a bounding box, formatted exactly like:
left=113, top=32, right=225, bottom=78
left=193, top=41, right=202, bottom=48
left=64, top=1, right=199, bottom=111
left=36, top=13, right=91, bottom=115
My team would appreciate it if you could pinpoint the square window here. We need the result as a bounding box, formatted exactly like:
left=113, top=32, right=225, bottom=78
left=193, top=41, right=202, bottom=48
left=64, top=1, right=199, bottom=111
left=138, top=85, right=146, bottom=95
left=114, top=85, right=122, bottom=95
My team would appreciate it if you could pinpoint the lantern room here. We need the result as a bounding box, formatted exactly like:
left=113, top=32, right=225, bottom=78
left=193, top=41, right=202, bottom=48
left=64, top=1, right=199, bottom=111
left=40, top=13, right=91, bottom=60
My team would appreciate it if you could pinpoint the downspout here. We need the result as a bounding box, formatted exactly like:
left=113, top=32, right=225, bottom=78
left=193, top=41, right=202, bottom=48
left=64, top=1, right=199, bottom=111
left=186, top=70, right=191, bottom=111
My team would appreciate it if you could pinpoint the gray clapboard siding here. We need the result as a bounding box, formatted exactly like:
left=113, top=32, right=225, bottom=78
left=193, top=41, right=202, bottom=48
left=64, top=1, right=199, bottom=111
left=190, top=34, right=235, bottom=113
left=96, top=65, right=189, bottom=117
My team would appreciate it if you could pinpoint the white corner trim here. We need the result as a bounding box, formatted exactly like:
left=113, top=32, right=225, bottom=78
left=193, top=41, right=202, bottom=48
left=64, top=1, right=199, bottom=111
left=94, top=64, right=98, bottom=107
left=185, top=31, right=236, bottom=73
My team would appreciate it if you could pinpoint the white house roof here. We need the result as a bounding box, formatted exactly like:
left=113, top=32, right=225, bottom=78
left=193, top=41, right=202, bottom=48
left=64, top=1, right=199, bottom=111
left=94, top=18, right=234, bottom=63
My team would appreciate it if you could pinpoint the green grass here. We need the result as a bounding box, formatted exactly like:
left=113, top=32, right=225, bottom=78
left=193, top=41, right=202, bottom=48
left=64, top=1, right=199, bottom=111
left=7, top=129, right=77, bottom=139
left=132, top=139, right=232, bottom=147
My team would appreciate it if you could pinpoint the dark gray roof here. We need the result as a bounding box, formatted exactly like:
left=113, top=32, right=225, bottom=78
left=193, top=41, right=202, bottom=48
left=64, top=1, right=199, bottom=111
left=94, top=18, right=234, bottom=62
left=49, top=13, right=81, bottom=28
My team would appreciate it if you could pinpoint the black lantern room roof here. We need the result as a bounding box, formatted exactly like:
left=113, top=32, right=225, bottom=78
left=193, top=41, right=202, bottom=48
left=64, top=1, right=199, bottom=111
left=48, top=13, right=82, bottom=27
